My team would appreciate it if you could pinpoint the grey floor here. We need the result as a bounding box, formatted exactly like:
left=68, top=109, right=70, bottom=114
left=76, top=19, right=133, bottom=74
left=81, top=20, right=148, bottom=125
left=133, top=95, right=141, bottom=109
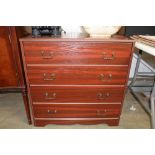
left=0, top=91, right=151, bottom=129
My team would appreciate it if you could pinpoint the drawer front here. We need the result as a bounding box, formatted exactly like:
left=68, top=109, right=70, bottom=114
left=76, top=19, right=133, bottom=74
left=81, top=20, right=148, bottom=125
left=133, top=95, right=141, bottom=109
left=27, top=66, right=128, bottom=85
left=30, top=86, right=125, bottom=103
left=23, top=42, right=132, bottom=65
left=33, top=104, right=121, bottom=118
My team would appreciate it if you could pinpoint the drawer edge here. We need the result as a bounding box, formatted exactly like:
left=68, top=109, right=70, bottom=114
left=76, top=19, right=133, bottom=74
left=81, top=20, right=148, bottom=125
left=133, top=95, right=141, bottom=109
left=32, top=102, right=122, bottom=105
left=34, top=117, right=119, bottom=120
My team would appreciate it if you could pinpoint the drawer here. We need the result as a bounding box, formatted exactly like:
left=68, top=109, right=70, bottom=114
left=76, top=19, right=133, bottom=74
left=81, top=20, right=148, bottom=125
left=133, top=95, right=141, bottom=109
left=30, top=85, right=125, bottom=103
left=27, top=66, right=128, bottom=85
left=33, top=104, right=121, bottom=118
left=23, top=42, right=132, bottom=65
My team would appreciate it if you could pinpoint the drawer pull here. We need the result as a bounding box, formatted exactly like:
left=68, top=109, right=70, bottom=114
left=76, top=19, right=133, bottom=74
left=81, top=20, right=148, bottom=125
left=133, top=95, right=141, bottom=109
left=97, top=110, right=101, bottom=115
left=45, top=92, right=56, bottom=100
left=47, top=109, right=57, bottom=114
left=43, top=73, right=56, bottom=81
left=102, top=52, right=115, bottom=60
left=97, top=92, right=110, bottom=100
left=99, top=74, right=112, bottom=81
left=41, top=51, right=54, bottom=59
left=96, top=109, right=111, bottom=115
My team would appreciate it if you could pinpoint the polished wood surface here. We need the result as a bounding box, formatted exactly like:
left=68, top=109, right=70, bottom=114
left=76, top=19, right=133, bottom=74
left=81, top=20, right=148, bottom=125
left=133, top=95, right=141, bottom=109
left=9, top=27, right=27, bottom=87
left=34, top=118, right=120, bottom=126
left=0, top=27, right=18, bottom=87
left=20, top=35, right=134, bottom=126
left=23, top=42, right=132, bottom=65
left=27, top=66, right=128, bottom=85
left=33, top=103, right=121, bottom=118
left=30, top=85, right=124, bottom=103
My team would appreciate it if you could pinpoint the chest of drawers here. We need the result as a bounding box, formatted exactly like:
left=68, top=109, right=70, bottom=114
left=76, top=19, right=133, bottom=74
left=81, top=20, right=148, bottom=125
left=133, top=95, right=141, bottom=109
left=20, top=36, right=134, bottom=127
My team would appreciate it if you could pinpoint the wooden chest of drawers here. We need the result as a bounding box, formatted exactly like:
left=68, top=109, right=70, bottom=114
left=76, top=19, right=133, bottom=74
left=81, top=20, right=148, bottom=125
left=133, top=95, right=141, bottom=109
left=20, top=35, right=134, bottom=127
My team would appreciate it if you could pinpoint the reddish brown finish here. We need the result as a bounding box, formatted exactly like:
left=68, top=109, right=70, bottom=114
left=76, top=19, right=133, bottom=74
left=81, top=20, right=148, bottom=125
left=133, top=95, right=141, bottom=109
left=27, top=65, right=128, bottom=85
left=20, top=35, right=134, bottom=127
left=9, top=27, right=27, bottom=87
left=9, top=27, right=32, bottom=124
left=0, top=27, right=18, bottom=87
left=33, top=103, right=121, bottom=118
left=0, top=26, right=32, bottom=124
left=23, top=42, right=132, bottom=65
left=23, top=41, right=132, bottom=51
left=34, top=118, right=120, bottom=127
left=30, top=85, right=125, bottom=103
left=22, top=89, right=32, bottom=124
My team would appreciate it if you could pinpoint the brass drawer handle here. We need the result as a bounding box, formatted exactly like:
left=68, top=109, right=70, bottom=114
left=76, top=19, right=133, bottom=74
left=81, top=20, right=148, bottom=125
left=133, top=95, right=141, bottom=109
left=43, top=73, right=56, bottom=81
left=47, top=109, right=57, bottom=114
left=41, top=51, right=54, bottom=59
left=96, top=109, right=111, bottom=115
left=97, top=92, right=110, bottom=100
left=97, top=110, right=101, bottom=115
left=99, top=74, right=112, bottom=81
left=45, top=92, right=56, bottom=100
left=102, top=52, right=115, bottom=60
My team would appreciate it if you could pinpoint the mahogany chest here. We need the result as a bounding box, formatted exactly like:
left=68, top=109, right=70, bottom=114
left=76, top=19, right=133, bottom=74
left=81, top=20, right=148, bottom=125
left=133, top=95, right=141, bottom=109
left=20, top=35, right=134, bottom=127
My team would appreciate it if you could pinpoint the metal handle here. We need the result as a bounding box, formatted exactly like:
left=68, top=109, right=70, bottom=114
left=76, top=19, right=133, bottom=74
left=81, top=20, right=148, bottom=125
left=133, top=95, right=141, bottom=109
left=43, top=73, right=56, bottom=81
left=41, top=51, right=54, bottom=59
left=97, top=92, right=110, bottom=100
left=47, top=109, right=57, bottom=114
left=102, top=52, right=115, bottom=60
left=97, top=110, right=101, bottom=115
left=45, top=92, right=56, bottom=100
left=99, top=74, right=112, bottom=81
left=96, top=109, right=111, bottom=115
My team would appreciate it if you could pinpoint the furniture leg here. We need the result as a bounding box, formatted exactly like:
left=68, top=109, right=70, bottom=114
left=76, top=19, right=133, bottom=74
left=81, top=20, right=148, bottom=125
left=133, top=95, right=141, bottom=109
left=22, top=89, right=32, bottom=124
left=150, top=79, right=155, bottom=129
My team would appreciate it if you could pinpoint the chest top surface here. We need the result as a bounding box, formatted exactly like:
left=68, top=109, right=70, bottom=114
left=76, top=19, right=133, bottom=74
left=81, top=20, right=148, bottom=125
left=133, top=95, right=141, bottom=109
left=20, top=34, right=134, bottom=43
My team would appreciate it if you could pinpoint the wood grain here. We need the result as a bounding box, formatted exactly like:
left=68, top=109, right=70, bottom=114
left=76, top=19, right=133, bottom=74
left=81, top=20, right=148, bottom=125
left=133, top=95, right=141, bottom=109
left=33, top=103, right=121, bottom=118
left=23, top=42, right=132, bottom=65
left=0, top=27, right=18, bottom=87
left=27, top=65, right=128, bottom=85
left=19, top=36, right=134, bottom=126
left=30, top=85, right=125, bottom=103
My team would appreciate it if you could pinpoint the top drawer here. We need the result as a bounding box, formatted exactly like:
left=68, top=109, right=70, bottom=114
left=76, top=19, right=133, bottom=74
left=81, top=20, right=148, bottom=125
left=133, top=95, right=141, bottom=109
left=23, top=42, right=132, bottom=65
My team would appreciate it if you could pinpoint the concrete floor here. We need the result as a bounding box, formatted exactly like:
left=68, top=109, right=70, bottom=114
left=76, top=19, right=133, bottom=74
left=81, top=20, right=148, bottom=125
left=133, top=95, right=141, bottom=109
left=0, top=91, right=151, bottom=129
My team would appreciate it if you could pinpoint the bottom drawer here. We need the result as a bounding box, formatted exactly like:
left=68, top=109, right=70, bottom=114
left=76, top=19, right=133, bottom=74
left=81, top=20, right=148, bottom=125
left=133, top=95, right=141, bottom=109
left=33, top=104, right=121, bottom=118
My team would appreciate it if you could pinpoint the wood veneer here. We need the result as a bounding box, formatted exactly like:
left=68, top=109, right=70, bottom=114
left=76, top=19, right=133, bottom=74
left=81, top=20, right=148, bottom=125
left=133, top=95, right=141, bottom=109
left=23, top=42, right=132, bottom=65
left=30, top=85, right=125, bottom=103
left=20, top=35, right=134, bottom=127
left=27, top=66, right=128, bottom=85
left=33, top=103, right=121, bottom=118
left=0, top=27, right=18, bottom=87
